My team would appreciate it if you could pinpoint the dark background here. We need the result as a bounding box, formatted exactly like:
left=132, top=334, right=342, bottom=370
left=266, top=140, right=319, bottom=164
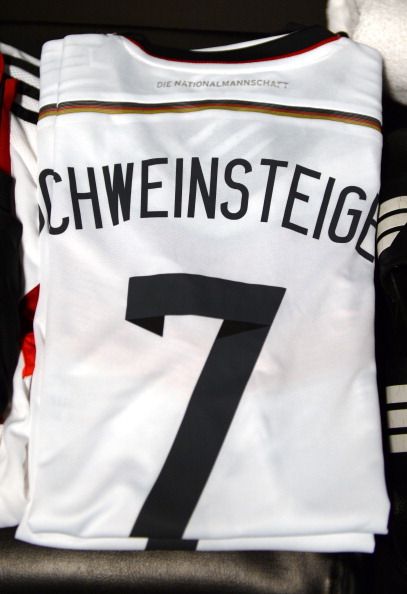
left=0, top=0, right=328, bottom=56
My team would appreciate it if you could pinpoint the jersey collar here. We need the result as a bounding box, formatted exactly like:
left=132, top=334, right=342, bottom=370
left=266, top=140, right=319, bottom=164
left=124, top=25, right=341, bottom=65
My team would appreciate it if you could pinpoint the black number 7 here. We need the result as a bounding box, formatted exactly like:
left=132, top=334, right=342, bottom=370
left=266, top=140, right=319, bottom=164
left=126, top=273, right=285, bottom=549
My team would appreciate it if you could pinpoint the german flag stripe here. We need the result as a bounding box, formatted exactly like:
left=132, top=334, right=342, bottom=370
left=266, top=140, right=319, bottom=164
left=39, top=99, right=382, bottom=132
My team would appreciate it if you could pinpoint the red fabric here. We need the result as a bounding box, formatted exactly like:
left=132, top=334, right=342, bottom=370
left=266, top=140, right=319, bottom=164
left=0, top=75, right=18, bottom=175
left=20, top=284, right=39, bottom=378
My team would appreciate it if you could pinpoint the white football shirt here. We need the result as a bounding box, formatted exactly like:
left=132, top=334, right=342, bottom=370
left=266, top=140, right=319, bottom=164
left=6, top=26, right=391, bottom=551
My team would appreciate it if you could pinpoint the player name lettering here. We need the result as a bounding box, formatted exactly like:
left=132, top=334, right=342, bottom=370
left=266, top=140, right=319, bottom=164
left=39, top=157, right=377, bottom=262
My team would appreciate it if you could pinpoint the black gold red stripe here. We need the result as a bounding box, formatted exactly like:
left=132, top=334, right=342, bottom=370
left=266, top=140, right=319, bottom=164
left=39, top=99, right=382, bottom=132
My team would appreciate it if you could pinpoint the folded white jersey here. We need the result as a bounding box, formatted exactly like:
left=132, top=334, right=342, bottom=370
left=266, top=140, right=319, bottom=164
left=0, top=42, right=38, bottom=527
left=10, top=26, right=390, bottom=552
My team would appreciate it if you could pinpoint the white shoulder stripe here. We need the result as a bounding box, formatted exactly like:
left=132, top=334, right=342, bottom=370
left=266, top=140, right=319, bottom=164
left=390, top=434, right=407, bottom=454
left=386, top=384, right=407, bottom=404
left=377, top=231, right=398, bottom=256
left=379, top=195, right=407, bottom=218
left=377, top=211, right=407, bottom=238
left=19, top=94, right=39, bottom=113
left=388, top=409, right=407, bottom=429
left=376, top=196, right=407, bottom=255
left=0, top=41, right=39, bottom=66
left=386, top=386, right=407, bottom=452
left=7, top=66, right=39, bottom=90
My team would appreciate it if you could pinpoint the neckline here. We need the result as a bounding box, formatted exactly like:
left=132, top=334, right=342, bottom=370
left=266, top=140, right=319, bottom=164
left=123, top=25, right=340, bottom=65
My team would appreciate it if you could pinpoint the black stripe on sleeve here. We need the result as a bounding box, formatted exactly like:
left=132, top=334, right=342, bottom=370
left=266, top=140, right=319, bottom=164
left=18, top=80, right=40, bottom=101
left=389, top=427, right=407, bottom=435
left=378, top=208, right=407, bottom=223
left=377, top=225, right=406, bottom=243
left=387, top=402, right=407, bottom=411
left=10, top=102, right=38, bottom=124
left=3, top=54, right=39, bottom=78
